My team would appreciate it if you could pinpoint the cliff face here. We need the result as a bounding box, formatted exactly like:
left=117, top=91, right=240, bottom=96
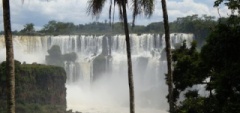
left=92, top=36, right=112, bottom=82
left=0, top=61, right=67, bottom=113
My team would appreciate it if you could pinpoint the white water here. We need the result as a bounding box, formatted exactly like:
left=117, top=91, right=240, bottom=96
left=0, top=33, right=194, bottom=113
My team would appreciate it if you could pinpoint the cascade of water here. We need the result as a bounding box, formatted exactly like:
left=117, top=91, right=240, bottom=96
left=0, top=33, right=194, bottom=113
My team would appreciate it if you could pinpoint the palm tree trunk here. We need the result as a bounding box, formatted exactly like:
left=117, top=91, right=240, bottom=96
left=121, top=1, right=135, bottom=113
left=161, top=0, right=174, bottom=113
left=2, top=0, right=15, bottom=113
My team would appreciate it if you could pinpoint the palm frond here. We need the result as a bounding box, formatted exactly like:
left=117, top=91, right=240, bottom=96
left=109, top=0, right=113, bottom=24
left=113, top=0, right=125, bottom=21
left=131, top=0, right=154, bottom=26
left=87, top=0, right=107, bottom=18
left=87, top=0, right=154, bottom=26
left=112, top=0, right=117, bottom=26
left=118, top=1, right=124, bottom=21
left=132, top=0, right=141, bottom=26
left=141, top=0, right=154, bottom=17
left=113, top=1, right=116, bottom=22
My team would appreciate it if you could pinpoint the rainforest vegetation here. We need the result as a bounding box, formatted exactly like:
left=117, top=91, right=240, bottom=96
left=170, top=0, right=240, bottom=112
left=1, top=0, right=239, bottom=113
left=4, top=14, right=217, bottom=45
left=8, top=14, right=216, bottom=36
left=0, top=61, right=67, bottom=113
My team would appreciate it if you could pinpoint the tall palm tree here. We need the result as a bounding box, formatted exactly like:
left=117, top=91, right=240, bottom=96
left=161, top=0, right=174, bottom=112
left=2, top=0, right=15, bottom=113
left=120, top=1, right=135, bottom=113
left=87, top=0, right=154, bottom=113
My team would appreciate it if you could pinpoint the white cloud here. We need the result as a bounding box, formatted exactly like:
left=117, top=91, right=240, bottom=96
left=0, top=0, right=230, bottom=31
left=156, top=0, right=229, bottom=21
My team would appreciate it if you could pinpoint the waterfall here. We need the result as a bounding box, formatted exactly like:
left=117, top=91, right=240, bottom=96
left=0, top=33, right=194, bottom=113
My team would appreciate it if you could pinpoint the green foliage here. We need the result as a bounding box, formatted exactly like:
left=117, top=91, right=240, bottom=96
left=184, top=90, right=199, bottom=98
left=172, top=11, right=240, bottom=113
left=0, top=60, right=21, bottom=81
left=40, top=20, right=76, bottom=35
left=214, top=0, right=240, bottom=14
left=20, top=23, right=35, bottom=35
left=0, top=61, right=66, bottom=113
left=9, top=15, right=216, bottom=39
left=15, top=103, right=66, bottom=113
left=145, top=22, right=164, bottom=33
left=201, top=22, right=240, bottom=113
left=176, top=97, right=206, bottom=113
left=172, top=40, right=207, bottom=103
left=170, top=14, right=216, bottom=46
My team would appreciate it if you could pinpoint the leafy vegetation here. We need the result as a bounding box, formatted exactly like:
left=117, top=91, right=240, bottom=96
left=172, top=11, right=240, bottom=113
left=214, top=0, right=240, bottom=15
left=1, top=0, right=239, bottom=112
left=0, top=61, right=67, bottom=113
left=19, top=23, right=35, bottom=35
left=172, top=41, right=204, bottom=103
left=8, top=15, right=216, bottom=45
left=172, top=1, right=240, bottom=112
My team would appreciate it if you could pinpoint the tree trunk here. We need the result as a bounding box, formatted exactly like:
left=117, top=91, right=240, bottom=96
left=2, top=0, right=15, bottom=113
left=121, top=1, right=135, bottom=113
left=161, top=0, right=174, bottom=113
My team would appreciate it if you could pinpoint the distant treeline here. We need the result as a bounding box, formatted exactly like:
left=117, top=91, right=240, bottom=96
left=2, top=14, right=227, bottom=45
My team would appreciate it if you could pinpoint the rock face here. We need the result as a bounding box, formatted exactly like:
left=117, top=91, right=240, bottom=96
left=45, top=45, right=78, bottom=67
left=92, top=54, right=112, bottom=81
left=45, top=45, right=79, bottom=83
left=92, top=36, right=112, bottom=82
left=45, top=45, right=64, bottom=67
left=0, top=61, right=67, bottom=113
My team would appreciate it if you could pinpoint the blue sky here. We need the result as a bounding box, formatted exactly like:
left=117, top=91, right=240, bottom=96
left=0, top=0, right=229, bottom=31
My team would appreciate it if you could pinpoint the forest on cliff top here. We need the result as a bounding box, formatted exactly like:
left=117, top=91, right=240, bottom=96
left=4, top=15, right=219, bottom=42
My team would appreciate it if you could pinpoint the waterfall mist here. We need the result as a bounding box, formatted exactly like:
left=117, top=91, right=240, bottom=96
left=0, top=34, right=193, bottom=113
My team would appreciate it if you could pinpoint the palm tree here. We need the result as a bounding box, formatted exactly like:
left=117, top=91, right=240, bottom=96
left=87, top=0, right=154, bottom=113
left=120, top=1, right=135, bottom=113
left=2, top=0, right=15, bottom=113
left=161, top=0, right=174, bottom=113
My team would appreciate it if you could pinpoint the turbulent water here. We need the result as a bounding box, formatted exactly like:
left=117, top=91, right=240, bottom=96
left=0, top=33, right=194, bottom=113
